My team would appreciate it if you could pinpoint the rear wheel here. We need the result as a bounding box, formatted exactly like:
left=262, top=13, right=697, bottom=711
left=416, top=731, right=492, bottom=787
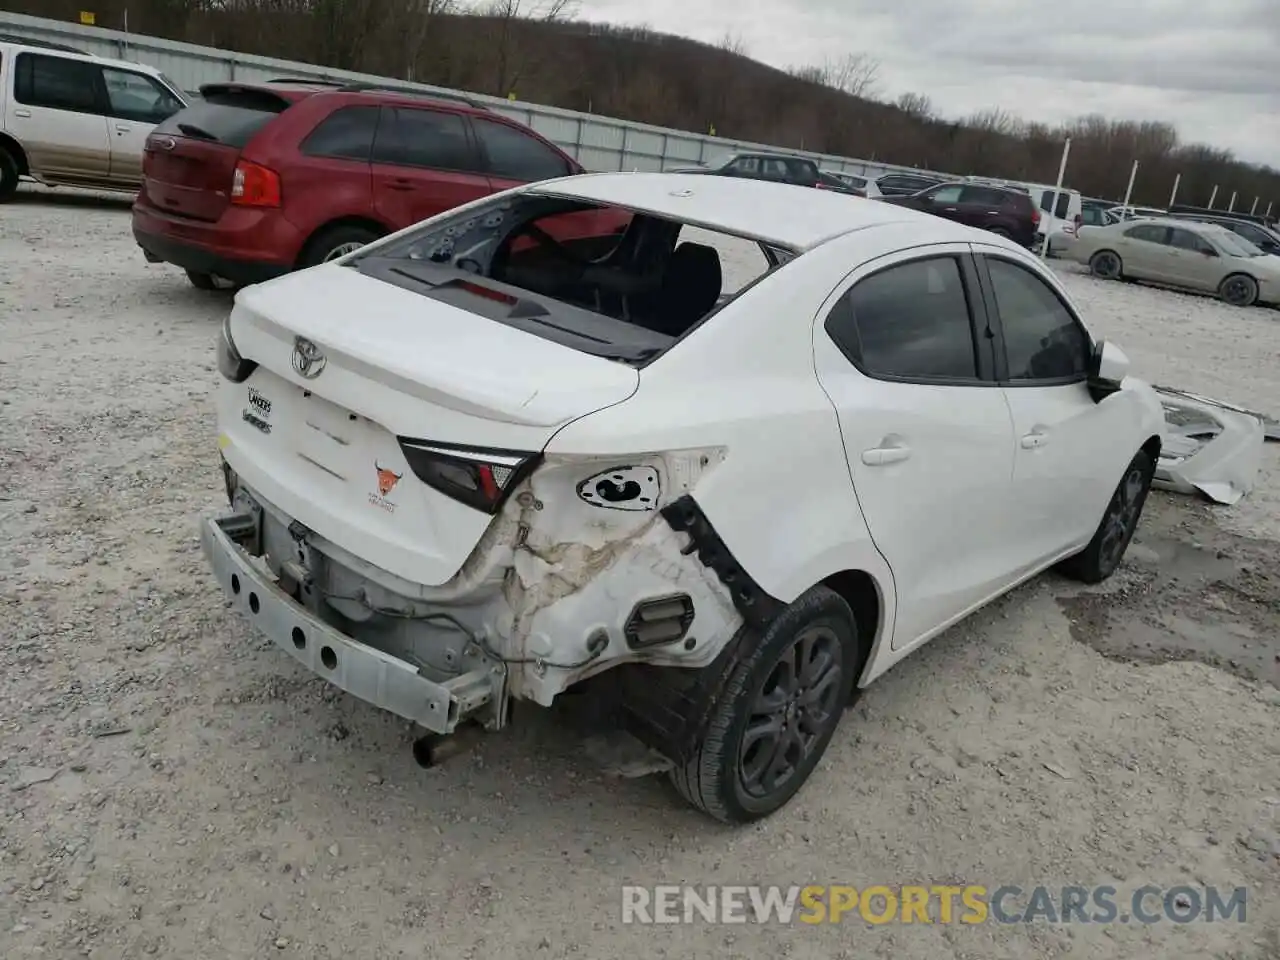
left=1218, top=273, right=1258, bottom=307
left=300, top=223, right=383, bottom=268
left=1058, top=450, right=1155, bottom=584
left=0, top=147, right=20, bottom=202
left=1089, top=249, right=1123, bottom=280
left=669, top=585, right=859, bottom=823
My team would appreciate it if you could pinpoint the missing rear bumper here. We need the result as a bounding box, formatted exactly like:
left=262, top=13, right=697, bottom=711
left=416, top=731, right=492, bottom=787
left=200, top=513, right=502, bottom=735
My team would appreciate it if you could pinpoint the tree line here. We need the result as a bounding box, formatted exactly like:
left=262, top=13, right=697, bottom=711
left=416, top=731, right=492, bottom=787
left=18, top=0, right=1280, bottom=210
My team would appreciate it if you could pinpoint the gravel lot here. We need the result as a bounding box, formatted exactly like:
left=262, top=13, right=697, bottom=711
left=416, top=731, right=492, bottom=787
left=1, top=187, right=1278, bottom=960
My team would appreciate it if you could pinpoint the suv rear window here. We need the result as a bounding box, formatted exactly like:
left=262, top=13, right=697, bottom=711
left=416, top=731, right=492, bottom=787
left=154, top=88, right=291, bottom=148
left=1039, top=190, right=1071, bottom=219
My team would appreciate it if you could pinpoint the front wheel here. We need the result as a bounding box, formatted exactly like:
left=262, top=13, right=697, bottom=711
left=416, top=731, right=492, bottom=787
left=0, top=147, right=20, bottom=201
left=1058, top=449, right=1155, bottom=584
left=669, top=585, right=859, bottom=823
left=1219, top=273, right=1258, bottom=308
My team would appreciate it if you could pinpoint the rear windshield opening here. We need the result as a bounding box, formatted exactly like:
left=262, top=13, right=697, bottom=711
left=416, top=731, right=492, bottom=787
left=349, top=194, right=791, bottom=366
left=153, top=87, right=292, bottom=148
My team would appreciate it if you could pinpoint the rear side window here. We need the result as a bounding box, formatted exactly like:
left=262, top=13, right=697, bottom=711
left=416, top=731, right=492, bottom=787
left=300, top=105, right=378, bottom=161
left=986, top=258, right=1090, bottom=381
left=14, top=52, right=101, bottom=114
left=825, top=256, right=979, bottom=381
left=787, top=159, right=819, bottom=185
left=1039, top=190, right=1071, bottom=219
left=154, top=90, right=289, bottom=148
left=1124, top=225, right=1167, bottom=243
left=960, top=186, right=1008, bottom=206
left=472, top=117, right=571, bottom=182
left=372, top=106, right=476, bottom=171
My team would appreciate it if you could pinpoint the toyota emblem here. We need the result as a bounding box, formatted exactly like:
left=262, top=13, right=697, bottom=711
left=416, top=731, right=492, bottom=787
left=291, top=337, right=327, bottom=379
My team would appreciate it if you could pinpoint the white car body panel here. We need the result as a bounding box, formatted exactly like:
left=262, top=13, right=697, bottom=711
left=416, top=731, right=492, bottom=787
left=203, top=173, right=1168, bottom=737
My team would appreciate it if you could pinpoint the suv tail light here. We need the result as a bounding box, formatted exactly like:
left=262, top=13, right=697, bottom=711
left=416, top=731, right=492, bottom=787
left=231, top=160, right=281, bottom=208
left=397, top=439, right=540, bottom=514
left=1030, top=206, right=1041, bottom=226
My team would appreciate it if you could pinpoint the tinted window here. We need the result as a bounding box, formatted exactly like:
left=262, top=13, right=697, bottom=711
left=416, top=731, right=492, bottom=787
left=1039, top=190, right=1071, bottom=219
left=472, top=117, right=571, bottom=182
left=726, top=156, right=759, bottom=174
left=300, top=105, right=378, bottom=161
left=826, top=257, right=979, bottom=381
left=372, top=106, right=474, bottom=171
left=102, top=67, right=182, bottom=124
left=154, top=91, right=289, bottom=148
left=1226, top=222, right=1269, bottom=245
left=1080, top=207, right=1107, bottom=226
left=961, top=186, right=1009, bottom=206
left=1169, top=228, right=1214, bottom=253
left=787, top=159, right=819, bottom=185
left=14, top=52, right=100, bottom=114
left=926, top=185, right=964, bottom=203
left=1125, top=225, right=1167, bottom=243
left=986, top=258, right=1090, bottom=381
left=759, top=157, right=790, bottom=181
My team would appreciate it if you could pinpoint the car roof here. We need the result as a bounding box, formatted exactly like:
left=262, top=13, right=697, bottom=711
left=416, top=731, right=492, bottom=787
left=0, top=37, right=167, bottom=75
left=198, top=79, right=490, bottom=112
left=528, top=172, right=976, bottom=250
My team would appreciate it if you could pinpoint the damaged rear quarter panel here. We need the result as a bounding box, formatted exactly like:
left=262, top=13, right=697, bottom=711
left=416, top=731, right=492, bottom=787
left=502, top=450, right=743, bottom=705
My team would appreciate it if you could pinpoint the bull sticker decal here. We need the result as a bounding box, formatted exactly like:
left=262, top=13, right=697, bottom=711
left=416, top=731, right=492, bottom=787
left=375, top=462, right=403, bottom=497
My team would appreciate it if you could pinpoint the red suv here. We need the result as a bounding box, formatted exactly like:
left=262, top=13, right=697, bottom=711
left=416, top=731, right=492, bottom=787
left=132, top=80, right=592, bottom=289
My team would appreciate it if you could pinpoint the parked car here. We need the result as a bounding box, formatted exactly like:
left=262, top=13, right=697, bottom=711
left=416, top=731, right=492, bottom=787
left=821, top=170, right=883, bottom=198
left=131, top=79, right=600, bottom=290
left=666, top=151, right=821, bottom=188
left=875, top=171, right=946, bottom=196
left=0, top=36, right=187, bottom=200
left=1166, top=211, right=1280, bottom=255
left=815, top=171, right=861, bottom=195
left=203, top=172, right=1164, bottom=823
left=1167, top=203, right=1276, bottom=229
left=1107, top=204, right=1166, bottom=222
left=1073, top=217, right=1280, bottom=307
left=882, top=181, right=1040, bottom=246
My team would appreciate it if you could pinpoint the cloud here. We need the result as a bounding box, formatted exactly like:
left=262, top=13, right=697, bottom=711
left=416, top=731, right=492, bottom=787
left=574, top=0, right=1280, bottom=165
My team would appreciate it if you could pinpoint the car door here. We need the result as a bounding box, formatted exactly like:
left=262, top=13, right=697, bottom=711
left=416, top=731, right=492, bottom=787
left=1117, top=224, right=1171, bottom=280
left=369, top=105, right=491, bottom=231
left=6, top=51, right=111, bottom=184
left=957, top=185, right=1010, bottom=230
left=1166, top=226, right=1222, bottom=291
left=977, top=249, right=1135, bottom=569
left=101, top=66, right=184, bottom=189
left=907, top=183, right=963, bottom=216
left=811, top=245, right=1018, bottom=651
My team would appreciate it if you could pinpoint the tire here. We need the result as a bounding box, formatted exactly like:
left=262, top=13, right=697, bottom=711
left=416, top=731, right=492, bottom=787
left=1058, top=450, right=1155, bottom=584
left=299, top=223, right=382, bottom=268
left=1089, top=250, right=1123, bottom=280
left=185, top=269, right=219, bottom=291
left=0, top=146, right=20, bottom=202
left=1218, top=273, right=1258, bottom=308
left=669, top=585, right=861, bottom=824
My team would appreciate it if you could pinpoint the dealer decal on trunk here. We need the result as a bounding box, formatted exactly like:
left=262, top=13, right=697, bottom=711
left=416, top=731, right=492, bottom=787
left=242, top=387, right=273, bottom=435
left=369, top=462, right=403, bottom=513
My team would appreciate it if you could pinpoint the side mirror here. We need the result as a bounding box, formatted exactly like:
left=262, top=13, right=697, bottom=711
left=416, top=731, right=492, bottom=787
left=1088, top=340, right=1129, bottom=401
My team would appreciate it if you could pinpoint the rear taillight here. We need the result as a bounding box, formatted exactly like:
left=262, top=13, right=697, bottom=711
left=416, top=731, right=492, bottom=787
left=231, top=160, right=281, bottom=208
left=397, top=439, right=540, bottom=514
left=218, top=315, right=258, bottom=383
left=1031, top=207, right=1041, bottom=226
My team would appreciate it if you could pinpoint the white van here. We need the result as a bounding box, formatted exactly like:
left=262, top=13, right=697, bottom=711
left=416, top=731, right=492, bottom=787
left=0, top=36, right=187, bottom=200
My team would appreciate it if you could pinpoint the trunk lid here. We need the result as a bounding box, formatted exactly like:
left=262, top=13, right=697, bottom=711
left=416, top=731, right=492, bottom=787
left=220, top=266, right=641, bottom=586
left=142, top=85, right=294, bottom=222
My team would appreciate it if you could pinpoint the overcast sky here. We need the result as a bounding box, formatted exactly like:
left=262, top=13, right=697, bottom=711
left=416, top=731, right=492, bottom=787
left=573, top=0, right=1279, bottom=167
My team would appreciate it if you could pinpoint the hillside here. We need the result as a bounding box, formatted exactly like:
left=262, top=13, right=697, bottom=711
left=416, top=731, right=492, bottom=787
left=15, top=0, right=1280, bottom=208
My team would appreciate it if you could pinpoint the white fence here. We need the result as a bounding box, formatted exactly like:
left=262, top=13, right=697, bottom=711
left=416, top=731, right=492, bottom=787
left=0, top=10, right=963, bottom=182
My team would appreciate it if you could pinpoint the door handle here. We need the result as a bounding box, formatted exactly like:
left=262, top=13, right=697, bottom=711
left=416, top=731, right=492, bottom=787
left=115, top=124, right=131, bottom=133
left=942, top=206, right=958, bottom=212
left=386, top=179, right=414, bottom=191
left=861, top=444, right=911, bottom=466
left=1020, top=431, right=1049, bottom=449
left=14, top=108, right=31, bottom=118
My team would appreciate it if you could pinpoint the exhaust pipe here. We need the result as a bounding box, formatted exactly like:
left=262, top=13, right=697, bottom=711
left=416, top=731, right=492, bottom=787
left=412, top=723, right=486, bottom=768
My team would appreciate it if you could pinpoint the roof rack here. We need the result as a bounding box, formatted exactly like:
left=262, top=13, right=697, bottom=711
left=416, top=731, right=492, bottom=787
left=333, top=81, right=489, bottom=109
left=0, top=33, right=88, bottom=54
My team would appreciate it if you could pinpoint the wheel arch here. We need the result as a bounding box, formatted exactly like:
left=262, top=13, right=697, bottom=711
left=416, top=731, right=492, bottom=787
left=295, top=215, right=392, bottom=267
left=819, top=568, right=882, bottom=683
left=0, top=132, right=30, bottom=176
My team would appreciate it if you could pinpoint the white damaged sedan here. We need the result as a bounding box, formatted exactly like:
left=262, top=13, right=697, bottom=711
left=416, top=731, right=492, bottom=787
left=203, top=173, right=1166, bottom=823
